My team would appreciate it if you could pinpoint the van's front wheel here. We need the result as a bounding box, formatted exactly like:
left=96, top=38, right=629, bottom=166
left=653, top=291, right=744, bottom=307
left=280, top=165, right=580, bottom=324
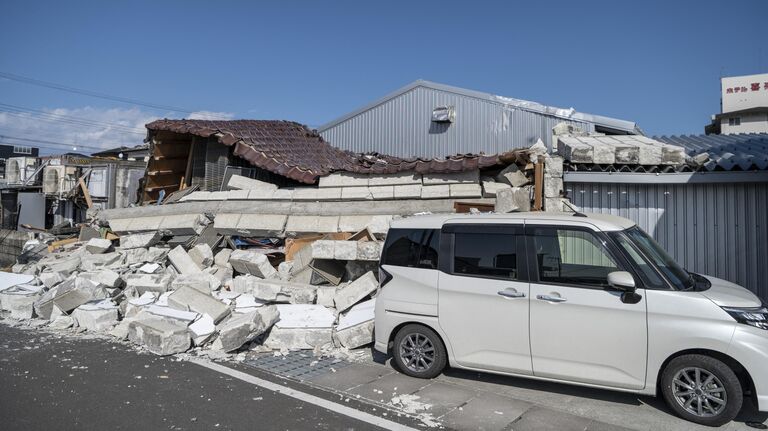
left=660, top=354, right=743, bottom=427
left=392, top=324, right=447, bottom=379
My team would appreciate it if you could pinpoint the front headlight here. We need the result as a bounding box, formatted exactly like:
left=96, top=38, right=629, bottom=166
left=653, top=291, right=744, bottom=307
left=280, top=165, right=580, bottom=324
left=722, top=305, right=768, bottom=330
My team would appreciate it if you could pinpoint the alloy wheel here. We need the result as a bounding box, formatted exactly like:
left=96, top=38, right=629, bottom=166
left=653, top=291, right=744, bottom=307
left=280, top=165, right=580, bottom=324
left=398, top=333, right=435, bottom=373
left=672, top=367, right=728, bottom=418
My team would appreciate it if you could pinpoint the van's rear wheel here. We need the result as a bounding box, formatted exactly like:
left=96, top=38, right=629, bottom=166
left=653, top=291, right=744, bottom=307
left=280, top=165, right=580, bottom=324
left=660, top=354, right=742, bottom=427
left=392, top=324, right=446, bottom=379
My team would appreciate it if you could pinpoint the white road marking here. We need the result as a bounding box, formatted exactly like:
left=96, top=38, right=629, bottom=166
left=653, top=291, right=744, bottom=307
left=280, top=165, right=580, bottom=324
left=189, top=358, right=421, bottom=431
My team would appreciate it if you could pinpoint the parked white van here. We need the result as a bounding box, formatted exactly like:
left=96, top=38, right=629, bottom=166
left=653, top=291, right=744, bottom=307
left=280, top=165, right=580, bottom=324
left=374, top=213, right=768, bottom=426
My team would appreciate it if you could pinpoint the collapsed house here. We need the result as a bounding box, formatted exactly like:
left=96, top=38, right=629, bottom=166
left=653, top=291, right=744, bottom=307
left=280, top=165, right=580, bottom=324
left=0, top=118, right=700, bottom=358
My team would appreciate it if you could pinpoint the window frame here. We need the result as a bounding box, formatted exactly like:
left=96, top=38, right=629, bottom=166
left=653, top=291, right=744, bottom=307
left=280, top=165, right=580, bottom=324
left=440, top=223, right=529, bottom=282
left=524, top=224, right=641, bottom=291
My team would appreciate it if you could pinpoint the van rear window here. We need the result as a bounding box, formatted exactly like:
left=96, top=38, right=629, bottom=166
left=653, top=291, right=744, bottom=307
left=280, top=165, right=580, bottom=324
left=381, top=228, right=439, bottom=269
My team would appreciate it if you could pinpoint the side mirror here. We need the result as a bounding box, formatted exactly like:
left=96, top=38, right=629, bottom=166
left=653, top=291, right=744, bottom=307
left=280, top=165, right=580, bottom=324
left=608, top=271, right=636, bottom=292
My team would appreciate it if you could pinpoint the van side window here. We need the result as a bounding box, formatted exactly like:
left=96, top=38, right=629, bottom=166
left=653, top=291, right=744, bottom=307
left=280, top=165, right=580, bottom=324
left=453, top=232, right=518, bottom=280
left=381, top=229, right=439, bottom=269
left=531, top=227, right=619, bottom=288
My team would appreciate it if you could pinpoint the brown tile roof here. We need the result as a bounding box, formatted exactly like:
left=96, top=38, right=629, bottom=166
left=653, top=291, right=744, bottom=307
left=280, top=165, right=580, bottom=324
left=146, top=119, right=527, bottom=184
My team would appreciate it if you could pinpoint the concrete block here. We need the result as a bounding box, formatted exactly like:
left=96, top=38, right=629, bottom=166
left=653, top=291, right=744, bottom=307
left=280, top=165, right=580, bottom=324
left=269, top=189, right=294, bottom=200
left=229, top=250, right=279, bottom=279
left=52, top=279, right=108, bottom=313
left=235, top=214, right=287, bottom=237
left=44, top=256, right=81, bottom=274
left=140, top=304, right=199, bottom=324
left=224, top=190, right=250, bottom=200
left=496, top=164, right=529, bottom=187
left=245, top=189, right=275, bottom=200
left=422, top=170, right=479, bottom=185
left=495, top=186, right=531, bottom=213
left=609, top=139, right=640, bottom=164
left=368, top=172, right=421, bottom=187
left=264, top=327, right=333, bottom=350
left=338, top=215, right=373, bottom=233
left=334, top=320, right=375, bottom=349
left=284, top=215, right=339, bottom=236
left=333, top=271, right=378, bottom=312
left=179, top=191, right=211, bottom=202
left=158, top=213, right=207, bottom=235
left=356, top=241, right=383, bottom=261
left=318, top=172, right=369, bottom=188
left=420, top=185, right=450, bottom=199
left=108, top=218, right=132, bottom=233
left=127, top=216, right=165, bottom=233
left=341, top=187, right=373, bottom=200
left=315, top=286, right=336, bottom=307
left=449, top=183, right=482, bottom=198
left=171, top=273, right=221, bottom=292
left=227, top=175, right=278, bottom=191
left=85, top=238, right=112, bottom=254
left=293, top=187, right=342, bottom=201
left=78, top=270, right=121, bottom=288
left=393, top=184, right=422, bottom=199
left=591, top=141, right=617, bottom=164
left=544, top=197, right=567, bottom=212
left=557, top=136, right=593, bottom=163
left=481, top=181, right=512, bottom=198
left=128, top=318, right=190, bottom=356
left=123, top=274, right=172, bottom=296
left=369, top=186, right=394, bottom=200
left=120, top=232, right=161, bottom=249
left=167, top=286, right=230, bottom=323
left=120, top=248, right=149, bottom=266
left=543, top=177, right=564, bottom=198
left=72, top=300, right=118, bottom=332
left=188, top=244, right=213, bottom=268
left=215, top=305, right=279, bottom=352
left=310, top=240, right=335, bottom=260
left=38, top=271, right=67, bottom=289
left=334, top=241, right=357, bottom=261
left=168, top=246, right=202, bottom=275
left=214, top=249, right=232, bottom=267
left=80, top=252, right=123, bottom=271
left=662, top=145, right=686, bottom=165
left=49, top=315, right=74, bottom=330
left=189, top=313, right=216, bottom=345
left=0, top=291, right=40, bottom=319
left=365, top=215, right=394, bottom=236
left=233, top=275, right=282, bottom=301
left=213, top=213, right=241, bottom=235
left=544, top=156, right=564, bottom=178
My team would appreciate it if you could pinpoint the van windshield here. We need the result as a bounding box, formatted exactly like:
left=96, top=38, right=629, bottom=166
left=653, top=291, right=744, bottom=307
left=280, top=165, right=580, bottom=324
left=614, top=226, right=693, bottom=290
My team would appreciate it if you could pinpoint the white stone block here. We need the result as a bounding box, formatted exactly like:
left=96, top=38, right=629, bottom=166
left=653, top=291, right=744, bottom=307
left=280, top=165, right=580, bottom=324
left=229, top=250, right=279, bottom=279
left=422, top=170, right=479, bottom=185
left=369, top=186, right=394, bottom=200
left=393, top=184, right=422, bottom=199
left=284, top=216, right=339, bottom=235
left=128, top=318, right=190, bottom=356
left=188, top=244, right=214, bottom=268
left=338, top=215, right=373, bottom=233
left=120, top=231, right=161, bottom=249
left=481, top=181, right=511, bottom=198
left=85, top=238, right=112, bottom=254
left=495, top=186, right=531, bottom=213
left=293, top=187, right=342, bottom=201
left=421, top=185, right=450, bottom=199
left=333, top=241, right=357, bottom=261
left=368, top=172, right=421, bottom=186
left=227, top=175, right=278, bottom=191
left=449, top=183, right=482, bottom=198
left=167, top=286, right=230, bottom=323
left=341, top=187, right=373, bottom=200
left=333, top=271, right=378, bottom=312
left=167, top=246, right=202, bottom=275
left=318, top=172, right=369, bottom=188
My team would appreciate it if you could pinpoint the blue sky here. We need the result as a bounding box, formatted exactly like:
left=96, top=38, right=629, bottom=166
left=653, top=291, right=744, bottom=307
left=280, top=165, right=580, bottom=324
left=0, top=0, right=766, bottom=153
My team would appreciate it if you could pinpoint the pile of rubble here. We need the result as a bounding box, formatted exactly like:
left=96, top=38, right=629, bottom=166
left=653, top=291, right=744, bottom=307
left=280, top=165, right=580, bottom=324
left=0, top=226, right=385, bottom=357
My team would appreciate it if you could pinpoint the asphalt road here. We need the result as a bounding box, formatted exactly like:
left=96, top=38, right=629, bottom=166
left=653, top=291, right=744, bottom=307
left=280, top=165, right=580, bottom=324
left=0, top=323, right=414, bottom=431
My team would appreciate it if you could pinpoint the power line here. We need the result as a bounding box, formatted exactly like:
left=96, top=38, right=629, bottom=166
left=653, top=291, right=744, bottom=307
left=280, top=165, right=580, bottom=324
left=0, top=102, right=147, bottom=134
left=0, top=106, right=146, bottom=136
left=0, top=71, right=232, bottom=120
left=0, top=134, right=104, bottom=151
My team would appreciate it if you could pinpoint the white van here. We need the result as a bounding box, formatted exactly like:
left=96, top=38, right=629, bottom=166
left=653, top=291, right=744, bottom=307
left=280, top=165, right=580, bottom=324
left=374, top=213, right=768, bottom=426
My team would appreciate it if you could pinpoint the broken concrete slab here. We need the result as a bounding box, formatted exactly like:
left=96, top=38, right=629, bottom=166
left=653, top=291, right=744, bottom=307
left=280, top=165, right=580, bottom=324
left=356, top=241, right=382, bottom=261
left=263, top=304, right=335, bottom=350
left=0, top=272, right=35, bottom=292
left=0, top=291, right=40, bottom=319
left=234, top=214, right=287, bottom=237
left=420, top=185, right=450, bottom=199
left=49, top=315, right=74, bottom=330
left=365, top=215, right=394, bottom=237
left=38, top=271, right=66, bottom=289
left=229, top=250, right=278, bottom=279
left=158, top=213, right=208, bottom=236
left=422, top=170, right=479, bottom=185
left=72, top=300, right=118, bottom=332
left=78, top=270, right=121, bottom=288
left=495, top=186, right=531, bottom=213
left=52, top=279, right=108, bottom=313
left=341, top=187, right=373, bottom=200
left=449, top=183, right=483, bottom=198
left=334, top=271, right=378, bottom=312
left=318, top=172, right=369, bottom=188
left=188, top=244, right=213, bottom=268
left=216, top=305, right=279, bottom=352
left=167, top=286, right=230, bottom=323
left=233, top=275, right=282, bottom=301
left=334, top=320, right=375, bottom=349
left=284, top=215, right=339, bottom=236
left=167, top=246, right=202, bottom=275
left=227, top=175, right=278, bottom=191
left=337, top=298, right=376, bottom=331
left=128, top=318, right=191, bottom=356
left=315, top=286, right=337, bottom=308
left=170, top=273, right=221, bottom=293
left=496, top=163, right=529, bottom=187
left=264, top=327, right=333, bottom=350
left=543, top=177, right=564, bottom=198
left=85, top=238, right=112, bottom=254
left=189, top=313, right=216, bottom=345
left=214, top=249, right=232, bottom=267
left=481, top=181, right=512, bottom=198
left=141, top=304, right=199, bottom=325
left=44, top=256, right=82, bottom=274
left=122, top=274, right=172, bottom=296
left=393, top=184, right=422, bottom=200
left=119, top=231, right=161, bottom=249
left=80, top=252, right=122, bottom=272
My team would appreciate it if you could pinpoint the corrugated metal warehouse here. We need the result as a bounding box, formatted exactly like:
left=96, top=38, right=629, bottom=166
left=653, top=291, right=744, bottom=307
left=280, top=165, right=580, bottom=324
left=319, top=80, right=640, bottom=159
left=564, top=133, right=768, bottom=301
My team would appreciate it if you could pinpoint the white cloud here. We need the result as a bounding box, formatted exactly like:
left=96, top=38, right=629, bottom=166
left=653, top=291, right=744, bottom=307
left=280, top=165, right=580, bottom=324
left=0, top=106, right=235, bottom=155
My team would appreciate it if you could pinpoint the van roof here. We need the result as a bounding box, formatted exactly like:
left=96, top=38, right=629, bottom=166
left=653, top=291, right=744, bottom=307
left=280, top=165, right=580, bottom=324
left=390, top=212, right=636, bottom=232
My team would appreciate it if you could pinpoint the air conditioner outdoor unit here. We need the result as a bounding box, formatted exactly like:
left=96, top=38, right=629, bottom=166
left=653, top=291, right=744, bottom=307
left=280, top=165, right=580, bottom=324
left=42, top=165, right=78, bottom=195
left=6, top=157, right=37, bottom=185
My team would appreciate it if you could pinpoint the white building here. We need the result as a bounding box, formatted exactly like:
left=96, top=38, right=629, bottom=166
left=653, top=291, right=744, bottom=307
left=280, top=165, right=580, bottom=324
left=710, top=72, right=768, bottom=134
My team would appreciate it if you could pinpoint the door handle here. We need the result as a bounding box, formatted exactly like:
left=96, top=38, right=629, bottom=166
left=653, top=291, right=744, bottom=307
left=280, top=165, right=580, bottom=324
left=537, top=294, right=567, bottom=303
left=497, top=289, right=526, bottom=298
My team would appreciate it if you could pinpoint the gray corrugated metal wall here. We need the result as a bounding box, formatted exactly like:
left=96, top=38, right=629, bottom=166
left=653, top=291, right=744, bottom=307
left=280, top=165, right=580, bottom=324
left=566, top=181, right=768, bottom=301
left=320, top=86, right=594, bottom=159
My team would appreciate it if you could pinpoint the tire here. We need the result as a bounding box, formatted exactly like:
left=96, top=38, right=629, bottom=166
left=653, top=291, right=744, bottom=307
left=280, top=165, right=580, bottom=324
left=660, top=354, right=743, bottom=427
left=392, top=324, right=447, bottom=379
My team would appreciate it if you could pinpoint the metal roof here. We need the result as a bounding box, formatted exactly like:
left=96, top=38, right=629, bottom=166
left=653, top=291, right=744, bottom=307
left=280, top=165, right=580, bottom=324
left=319, top=80, right=640, bottom=134
left=654, top=133, right=768, bottom=171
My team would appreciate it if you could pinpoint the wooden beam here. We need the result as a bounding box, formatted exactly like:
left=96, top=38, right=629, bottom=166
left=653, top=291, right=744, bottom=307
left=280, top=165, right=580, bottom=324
left=48, top=237, right=78, bottom=252
left=78, top=177, right=94, bottom=209
left=532, top=156, right=544, bottom=211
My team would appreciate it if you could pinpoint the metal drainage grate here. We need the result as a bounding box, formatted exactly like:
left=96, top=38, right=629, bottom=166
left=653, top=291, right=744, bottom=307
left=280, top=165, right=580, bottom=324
left=244, top=352, right=350, bottom=380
